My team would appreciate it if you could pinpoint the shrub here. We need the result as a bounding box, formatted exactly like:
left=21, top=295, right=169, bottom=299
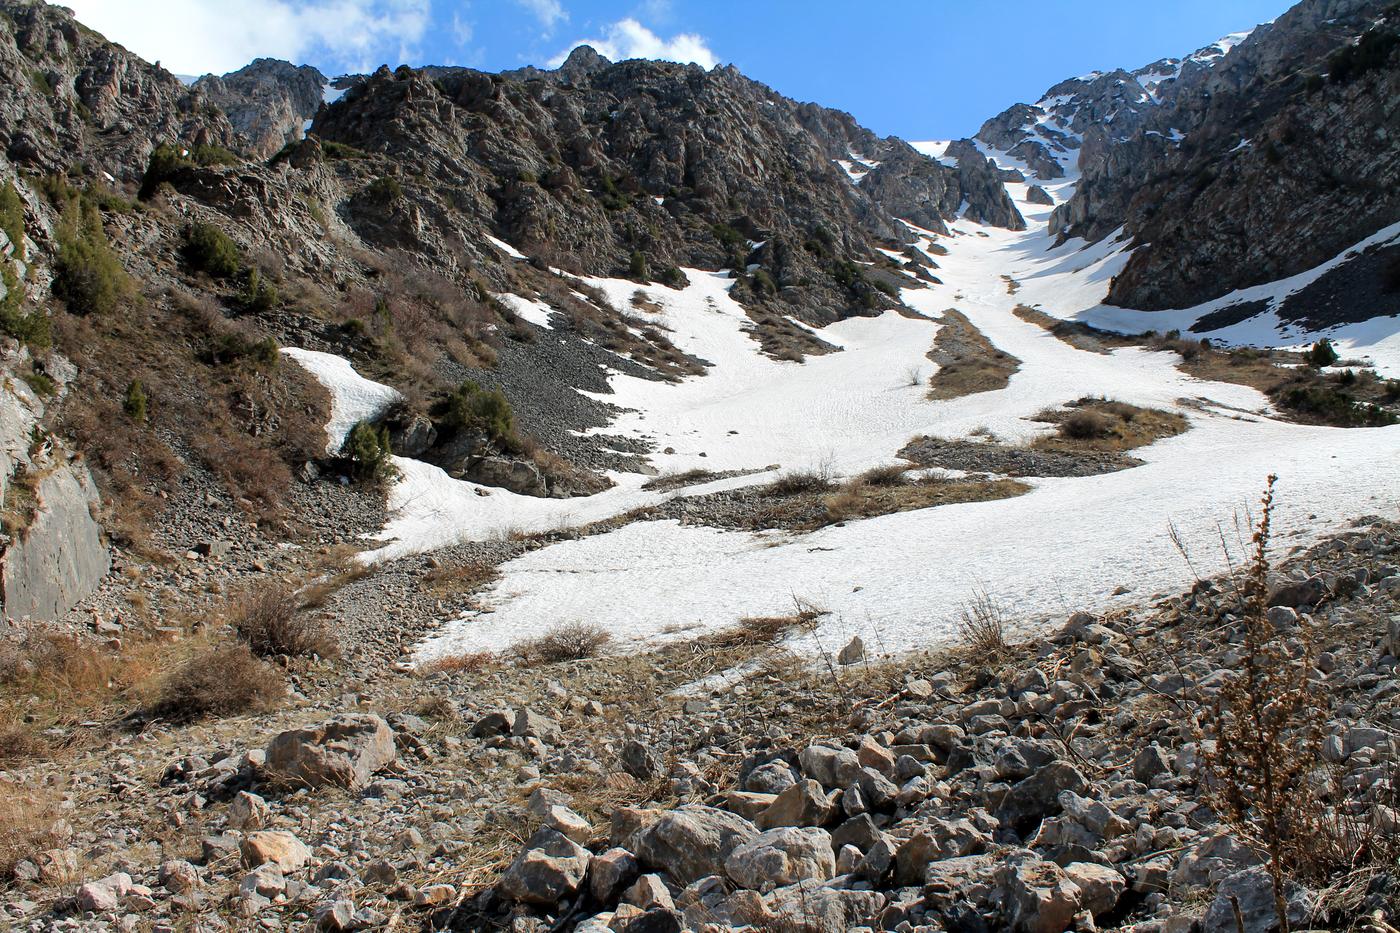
left=629, top=249, right=649, bottom=282
left=0, top=787, right=62, bottom=878
left=343, top=420, right=395, bottom=481
left=182, top=222, right=241, bottom=278
left=1305, top=338, right=1339, bottom=367
left=139, top=144, right=191, bottom=198
left=956, top=587, right=1008, bottom=655
left=1060, top=409, right=1115, bottom=440
left=52, top=195, right=131, bottom=315
left=751, top=268, right=777, bottom=296
left=206, top=332, right=279, bottom=367
left=1328, top=26, right=1399, bottom=84
left=145, top=644, right=284, bottom=723
left=0, top=261, right=49, bottom=348
left=443, top=380, right=516, bottom=447
left=0, top=181, right=25, bottom=260
left=1196, top=476, right=1341, bottom=918
left=321, top=140, right=368, bottom=160
left=123, top=379, right=147, bottom=422
left=231, top=580, right=339, bottom=659
left=240, top=267, right=279, bottom=313
left=765, top=468, right=834, bottom=497
left=511, top=623, right=611, bottom=666
left=712, top=222, right=745, bottom=248
left=365, top=176, right=403, bottom=205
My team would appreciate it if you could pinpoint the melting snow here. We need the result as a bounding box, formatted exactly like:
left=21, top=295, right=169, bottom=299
left=496, top=293, right=556, bottom=330
left=280, top=348, right=401, bottom=454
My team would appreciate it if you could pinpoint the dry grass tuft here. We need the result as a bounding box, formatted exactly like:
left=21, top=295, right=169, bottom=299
left=144, top=644, right=285, bottom=723
left=956, top=587, right=1009, bottom=655
left=420, top=651, right=498, bottom=676
left=230, top=579, right=339, bottom=660
left=1034, top=397, right=1188, bottom=453
left=0, top=785, right=64, bottom=878
left=511, top=623, right=612, bottom=666
left=421, top=560, right=502, bottom=597
left=698, top=607, right=828, bottom=651
left=764, top=469, right=834, bottom=497
left=642, top=468, right=722, bottom=492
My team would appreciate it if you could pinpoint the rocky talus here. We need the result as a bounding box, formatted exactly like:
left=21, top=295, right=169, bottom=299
left=3, top=520, right=1397, bottom=931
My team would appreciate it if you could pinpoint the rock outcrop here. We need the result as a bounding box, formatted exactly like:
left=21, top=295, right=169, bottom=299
left=194, top=59, right=328, bottom=159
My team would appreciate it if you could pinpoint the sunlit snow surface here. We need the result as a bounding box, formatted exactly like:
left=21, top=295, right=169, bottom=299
left=279, top=348, right=401, bottom=454
left=285, top=188, right=1400, bottom=663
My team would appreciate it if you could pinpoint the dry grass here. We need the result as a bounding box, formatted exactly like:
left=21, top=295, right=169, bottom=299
left=230, top=579, right=339, bottom=660
left=820, top=474, right=1030, bottom=526
left=1033, top=397, right=1188, bottom=454
left=642, top=468, right=722, bottom=492
left=764, top=469, right=834, bottom=497
left=926, top=308, right=1021, bottom=400
left=142, top=643, right=285, bottom=723
left=0, top=785, right=64, bottom=878
left=421, top=559, right=502, bottom=597
left=419, top=651, right=498, bottom=676
left=956, top=587, right=1009, bottom=655
left=510, top=623, right=613, bottom=666
left=697, top=607, right=828, bottom=651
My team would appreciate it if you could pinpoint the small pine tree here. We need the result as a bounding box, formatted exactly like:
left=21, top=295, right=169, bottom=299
left=1306, top=338, right=1339, bottom=368
left=124, top=379, right=148, bottom=422
left=629, top=250, right=649, bottom=282
left=343, top=421, right=393, bottom=481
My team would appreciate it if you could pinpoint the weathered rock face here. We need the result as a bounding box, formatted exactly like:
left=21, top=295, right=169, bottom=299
left=0, top=345, right=109, bottom=626
left=0, top=0, right=234, bottom=181
left=984, top=0, right=1400, bottom=320
left=194, top=59, right=327, bottom=159
left=313, top=50, right=1021, bottom=325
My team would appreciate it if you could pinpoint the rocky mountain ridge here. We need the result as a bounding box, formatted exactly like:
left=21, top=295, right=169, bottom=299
left=975, top=0, right=1400, bottom=321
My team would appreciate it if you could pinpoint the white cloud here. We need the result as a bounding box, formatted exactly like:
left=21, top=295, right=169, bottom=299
left=549, top=18, right=716, bottom=69
left=452, top=11, right=474, bottom=47
left=515, top=0, right=566, bottom=33
left=62, top=0, right=431, bottom=77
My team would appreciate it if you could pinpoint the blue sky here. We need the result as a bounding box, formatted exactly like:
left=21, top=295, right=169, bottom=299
left=66, top=0, right=1295, bottom=139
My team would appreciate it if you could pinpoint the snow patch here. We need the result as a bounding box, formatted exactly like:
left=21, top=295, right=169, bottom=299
left=280, top=348, right=401, bottom=455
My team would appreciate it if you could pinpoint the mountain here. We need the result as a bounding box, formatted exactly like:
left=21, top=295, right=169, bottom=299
left=0, top=3, right=1398, bottom=932
left=974, top=0, right=1400, bottom=324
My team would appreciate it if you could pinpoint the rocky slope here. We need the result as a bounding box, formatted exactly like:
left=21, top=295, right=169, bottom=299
left=977, top=0, right=1400, bottom=321
left=193, top=59, right=328, bottom=159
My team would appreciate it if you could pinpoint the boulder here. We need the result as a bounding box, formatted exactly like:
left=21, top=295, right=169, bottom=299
left=590, top=847, right=641, bottom=902
left=1202, top=866, right=1313, bottom=933
left=265, top=714, right=396, bottom=790
left=764, top=881, right=885, bottom=933
left=227, top=791, right=271, bottom=831
left=241, top=831, right=312, bottom=871
left=1063, top=862, right=1125, bottom=916
left=621, top=739, right=664, bottom=780
left=498, top=827, right=592, bottom=905
left=756, top=779, right=835, bottom=829
left=1000, top=854, right=1082, bottom=933
left=631, top=806, right=759, bottom=885
left=799, top=745, right=863, bottom=789
left=1026, top=185, right=1055, bottom=206
left=725, top=827, right=836, bottom=891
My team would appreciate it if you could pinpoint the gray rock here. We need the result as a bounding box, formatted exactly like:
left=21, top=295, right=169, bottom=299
left=725, top=826, right=836, bottom=891
left=621, top=739, right=663, bottom=780
left=798, top=745, right=862, bottom=789
left=499, top=827, right=592, bottom=905
left=1000, top=854, right=1082, bottom=933
left=1202, top=866, right=1312, bottom=933
left=632, top=805, right=758, bottom=885
left=756, top=779, right=834, bottom=829
left=265, top=714, right=397, bottom=790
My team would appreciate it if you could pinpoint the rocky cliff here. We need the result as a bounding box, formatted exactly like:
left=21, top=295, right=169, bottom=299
left=194, top=59, right=327, bottom=159
left=978, top=0, right=1400, bottom=319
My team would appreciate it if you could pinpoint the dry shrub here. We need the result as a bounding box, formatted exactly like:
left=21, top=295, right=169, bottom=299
left=422, top=560, right=501, bottom=596
left=642, top=468, right=721, bottom=492
left=230, top=579, right=339, bottom=660
left=420, top=651, right=497, bottom=675
left=699, top=607, right=826, bottom=651
left=856, top=464, right=910, bottom=487
left=511, top=623, right=612, bottom=666
left=145, top=644, right=284, bottom=723
left=1192, top=476, right=1392, bottom=926
left=0, top=785, right=63, bottom=878
left=1060, top=409, right=1115, bottom=440
left=765, top=469, right=833, bottom=497
left=956, top=587, right=1008, bottom=655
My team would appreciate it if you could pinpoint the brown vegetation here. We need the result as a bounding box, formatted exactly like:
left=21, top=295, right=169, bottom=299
left=143, top=643, right=284, bottom=723
left=229, top=578, right=339, bottom=660
left=510, top=623, right=613, bottom=666
left=1033, top=397, right=1188, bottom=453
left=926, top=308, right=1020, bottom=400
